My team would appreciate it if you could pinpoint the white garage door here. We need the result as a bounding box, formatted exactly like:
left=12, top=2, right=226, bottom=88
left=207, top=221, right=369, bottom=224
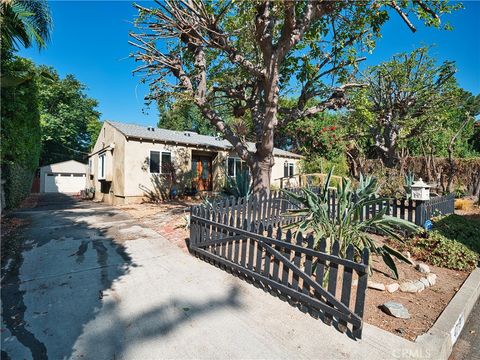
left=45, top=173, right=86, bottom=193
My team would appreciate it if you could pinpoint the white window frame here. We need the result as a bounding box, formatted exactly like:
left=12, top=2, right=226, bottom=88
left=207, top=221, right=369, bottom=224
left=149, top=150, right=172, bottom=174
left=226, top=157, right=246, bottom=178
left=98, top=153, right=106, bottom=180
left=284, top=162, right=295, bottom=178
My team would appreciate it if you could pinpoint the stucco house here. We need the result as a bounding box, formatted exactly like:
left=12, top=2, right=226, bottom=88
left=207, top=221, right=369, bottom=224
left=87, top=121, right=302, bottom=204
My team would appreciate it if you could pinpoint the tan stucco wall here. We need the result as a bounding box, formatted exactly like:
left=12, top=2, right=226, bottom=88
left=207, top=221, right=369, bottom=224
left=270, top=155, right=300, bottom=189
left=124, top=141, right=189, bottom=197
left=222, top=150, right=300, bottom=189
left=123, top=140, right=232, bottom=197
left=87, top=122, right=126, bottom=204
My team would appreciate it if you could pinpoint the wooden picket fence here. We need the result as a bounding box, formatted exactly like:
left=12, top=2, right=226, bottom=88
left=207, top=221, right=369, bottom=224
left=283, top=187, right=455, bottom=226
left=188, top=190, right=454, bottom=338
left=189, top=195, right=370, bottom=338
left=416, top=193, right=455, bottom=225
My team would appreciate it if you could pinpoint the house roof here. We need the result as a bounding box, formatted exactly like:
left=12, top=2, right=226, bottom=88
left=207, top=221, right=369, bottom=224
left=107, top=121, right=302, bottom=159
left=40, top=160, right=87, bottom=172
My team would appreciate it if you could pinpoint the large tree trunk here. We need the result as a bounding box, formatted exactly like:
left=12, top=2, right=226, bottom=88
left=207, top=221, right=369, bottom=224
left=378, top=146, right=400, bottom=168
left=372, top=120, right=400, bottom=168
left=250, top=153, right=273, bottom=196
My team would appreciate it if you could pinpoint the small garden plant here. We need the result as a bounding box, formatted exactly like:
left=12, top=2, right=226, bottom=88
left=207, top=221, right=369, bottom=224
left=223, top=168, right=252, bottom=199
left=282, top=169, right=419, bottom=279
left=405, top=214, right=480, bottom=271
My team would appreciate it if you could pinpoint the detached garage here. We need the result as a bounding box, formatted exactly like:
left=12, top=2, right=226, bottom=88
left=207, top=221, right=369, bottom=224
left=40, top=160, right=87, bottom=193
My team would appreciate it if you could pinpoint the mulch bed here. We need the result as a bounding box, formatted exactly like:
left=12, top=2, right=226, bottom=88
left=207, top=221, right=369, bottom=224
left=1, top=194, right=40, bottom=262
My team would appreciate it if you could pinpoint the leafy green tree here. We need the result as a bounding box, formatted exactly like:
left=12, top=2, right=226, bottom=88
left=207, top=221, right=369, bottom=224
left=347, top=48, right=459, bottom=167
left=0, top=0, right=52, bottom=50
left=407, top=89, right=480, bottom=159
left=130, top=0, right=460, bottom=194
left=158, top=100, right=215, bottom=135
left=284, top=112, right=345, bottom=160
left=38, top=67, right=101, bottom=165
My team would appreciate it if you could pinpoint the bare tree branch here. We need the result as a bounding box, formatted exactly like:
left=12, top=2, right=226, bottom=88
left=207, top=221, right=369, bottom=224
left=390, top=1, right=417, bottom=33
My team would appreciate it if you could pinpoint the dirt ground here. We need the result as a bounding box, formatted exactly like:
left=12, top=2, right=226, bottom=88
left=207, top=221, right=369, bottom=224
left=364, top=244, right=468, bottom=341
left=115, top=199, right=198, bottom=252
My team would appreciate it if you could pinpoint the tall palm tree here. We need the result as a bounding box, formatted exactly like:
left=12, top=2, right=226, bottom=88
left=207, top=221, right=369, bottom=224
left=1, top=0, right=52, bottom=51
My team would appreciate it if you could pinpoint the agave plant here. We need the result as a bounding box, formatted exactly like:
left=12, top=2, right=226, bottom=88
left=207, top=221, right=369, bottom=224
left=404, top=171, right=415, bottom=200
left=223, top=168, right=252, bottom=199
left=283, top=169, right=419, bottom=279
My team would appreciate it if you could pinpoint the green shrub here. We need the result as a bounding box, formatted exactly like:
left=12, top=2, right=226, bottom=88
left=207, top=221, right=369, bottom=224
left=405, top=214, right=480, bottom=271
left=432, top=214, right=480, bottom=253
left=223, top=169, right=252, bottom=199
left=300, top=154, right=349, bottom=177
left=3, top=163, right=36, bottom=209
left=1, top=55, right=41, bottom=209
left=408, top=231, right=478, bottom=271
left=283, top=169, right=419, bottom=279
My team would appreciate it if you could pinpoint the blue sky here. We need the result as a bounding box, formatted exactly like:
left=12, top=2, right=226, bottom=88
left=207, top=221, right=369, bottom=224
left=19, top=1, right=480, bottom=127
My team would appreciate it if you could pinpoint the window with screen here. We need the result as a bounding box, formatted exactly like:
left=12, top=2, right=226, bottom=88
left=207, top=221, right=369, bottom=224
left=284, top=162, right=294, bottom=178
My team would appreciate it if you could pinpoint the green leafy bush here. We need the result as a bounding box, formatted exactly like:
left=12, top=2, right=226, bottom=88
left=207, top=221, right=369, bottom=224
left=432, top=214, right=480, bottom=253
left=405, top=214, right=480, bottom=271
left=300, top=154, right=349, bottom=177
left=1, top=55, right=41, bottom=209
left=408, top=231, right=478, bottom=271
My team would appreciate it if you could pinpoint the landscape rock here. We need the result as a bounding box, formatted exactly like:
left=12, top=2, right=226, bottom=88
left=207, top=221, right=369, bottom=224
left=386, top=283, right=400, bottom=293
left=368, top=281, right=385, bottom=291
left=413, top=280, right=425, bottom=292
left=416, top=263, right=430, bottom=274
left=400, top=281, right=418, bottom=293
left=419, top=277, right=430, bottom=288
left=427, top=273, right=437, bottom=286
left=380, top=301, right=411, bottom=319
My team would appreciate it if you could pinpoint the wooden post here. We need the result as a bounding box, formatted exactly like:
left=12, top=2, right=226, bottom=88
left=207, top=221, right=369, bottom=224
left=414, top=200, right=425, bottom=226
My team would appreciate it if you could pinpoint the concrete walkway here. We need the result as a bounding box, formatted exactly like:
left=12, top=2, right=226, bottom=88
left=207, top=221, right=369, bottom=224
left=1, top=194, right=413, bottom=360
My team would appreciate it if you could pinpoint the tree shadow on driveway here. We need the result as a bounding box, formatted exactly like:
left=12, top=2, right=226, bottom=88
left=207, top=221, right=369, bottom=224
left=1, top=194, right=134, bottom=360
left=1, top=194, right=244, bottom=360
left=71, top=285, right=242, bottom=359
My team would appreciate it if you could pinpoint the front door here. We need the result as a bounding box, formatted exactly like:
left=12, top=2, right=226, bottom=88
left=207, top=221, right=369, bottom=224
left=192, top=155, right=213, bottom=191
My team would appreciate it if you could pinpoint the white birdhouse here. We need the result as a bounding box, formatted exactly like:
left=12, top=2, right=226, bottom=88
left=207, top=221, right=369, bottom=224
left=411, top=178, right=431, bottom=201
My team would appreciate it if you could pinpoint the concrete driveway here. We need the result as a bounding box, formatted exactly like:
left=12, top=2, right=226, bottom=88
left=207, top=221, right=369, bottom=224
left=1, top=194, right=410, bottom=360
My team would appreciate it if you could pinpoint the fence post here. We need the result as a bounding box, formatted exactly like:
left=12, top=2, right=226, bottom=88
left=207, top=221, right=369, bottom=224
left=414, top=200, right=425, bottom=226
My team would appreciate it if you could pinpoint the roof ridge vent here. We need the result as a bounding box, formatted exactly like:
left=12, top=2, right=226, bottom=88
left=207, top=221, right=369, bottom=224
left=147, top=126, right=155, bottom=131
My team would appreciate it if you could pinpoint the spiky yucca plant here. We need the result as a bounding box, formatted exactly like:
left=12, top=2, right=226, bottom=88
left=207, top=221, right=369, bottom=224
left=223, top=168, right=252, bottom=199
left=404, top=171, right=415, bottom=200
left=283, top=169, right=419, bottom=279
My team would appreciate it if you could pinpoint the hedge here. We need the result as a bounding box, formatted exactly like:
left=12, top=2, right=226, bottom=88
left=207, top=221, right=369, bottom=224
left=1, top=55, right=41, bottom=209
